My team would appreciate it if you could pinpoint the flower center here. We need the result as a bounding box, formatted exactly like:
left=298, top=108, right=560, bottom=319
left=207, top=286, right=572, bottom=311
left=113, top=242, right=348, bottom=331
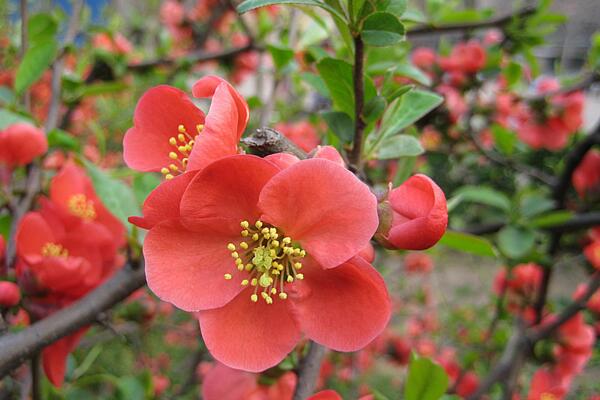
left=225, top=220, right=306, bottom=304
left=161, top=123, right=204, bottom=180
left=41, top=242, right=69, bottom=258
left=68, top=194, right=96, bottom=221
left=541, top=394, right=557, bottom=400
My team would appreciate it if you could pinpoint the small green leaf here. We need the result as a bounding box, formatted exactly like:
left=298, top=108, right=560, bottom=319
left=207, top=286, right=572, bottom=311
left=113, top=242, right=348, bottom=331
left=0, top=108, right=34, bottom=129
left=395, top=63, right=432, bottom=86
left=497, top=226, right=536, bottom=259
left=364, top=96, right=386, bottom=123
left=267, top=44, right=295, bottom=71
left=386, top=0, right=407, bottom=17
left=377, top=134, right=424, bottom=159
left=439, top=231, right=498, bottom=258
left=504, top=61, right=522, bottom=88
left=490, top=125, right=517, bottom=156
left=83, top=160, right=141, bottom=234
left=322, top=111, right=354, bottom=143
left=15, top=40, right=58, bottom=95
left=116, top=376, right=145, bottom=400
left=452, top=186, right=511, bottom=213
left=520, top=194, right=555, bottom=219
left=237, top=0, right=347, bottom=22
left=405, top=354, right=449, bottom=400
left=530, top=210, right=573, bottom=229
left=47, top=128, right=80, bottom=151
left=28, top=13, right=58, bottom=44
left=362, top=12, right=405, bottom=47
left=378, top=90, right=442, bottom=138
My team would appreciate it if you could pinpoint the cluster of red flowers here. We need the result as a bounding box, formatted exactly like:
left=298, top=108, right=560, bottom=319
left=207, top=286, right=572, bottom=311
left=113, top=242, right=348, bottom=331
left=0, top=123, right=126, bottom=386
left=494, top=262, right=544, bottom=320
left=124, top=75, right=448, bottom=374
left=411, top=35, right=585, bottom=152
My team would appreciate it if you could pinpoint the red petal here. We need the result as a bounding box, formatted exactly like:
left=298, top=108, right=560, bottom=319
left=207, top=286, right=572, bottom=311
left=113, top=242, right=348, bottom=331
left=130, top=171, right=197, bottom=230
left=197, top=289, right=301, bottom=372
left=192, top=75, right=249, bottom=140
left=180, top=155, right=279, bottom=230
left=187, top=83, right=241, bottom=171
left=288, top=257, right=390, bottom=351
left=42, top=328, right=88, bottom=387
left=308, top=390, right=343, bottom=400
left=258, top=159, right=378, bottom=269
left=123, top=85, right=205, bottom=172
left=264, top=153, right=300, bottom=170
left=202, top=363, right=258, bottom=400
left=16, top=212, right=55, bottom=257
left=0, top=123, right=47, bottom=167
left=388, top=174, right=448, bottom=250
left=144, top=220, right=245, bottom=311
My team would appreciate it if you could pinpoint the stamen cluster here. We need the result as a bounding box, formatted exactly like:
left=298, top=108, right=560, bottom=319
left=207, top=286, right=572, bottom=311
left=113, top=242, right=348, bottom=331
left=226, top=220, right=305, bottom=304
left=161, top=124, right=204, bottom=180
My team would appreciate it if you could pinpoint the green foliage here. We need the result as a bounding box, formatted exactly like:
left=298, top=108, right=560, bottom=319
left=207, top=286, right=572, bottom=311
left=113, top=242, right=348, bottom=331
left=490, top=125, right=517, bottom=156
left=362, top=12, right=405, bottom=47
left=237, top=0, right=347, bottom=22
left=439, top=231, right=498, bottom=258
left=404, top=354, right=449, bottom=400
left=376, top=134, right=423, bottom=159
left=47, top=128, right=81, bottom=152
left=497, top=226, right=536, bottom=260
left=322, top=111, right=354, bottom=143
left=267, top=44, right=295, bottom=72
left=0, top=108, right=34, bottom=129
left=15, top=13, right=59, bottom=95
left=452, top=186, right=512, bottom=213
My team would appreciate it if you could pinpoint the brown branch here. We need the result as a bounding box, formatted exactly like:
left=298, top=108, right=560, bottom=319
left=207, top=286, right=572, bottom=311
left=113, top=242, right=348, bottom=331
left=407, top=6, right=536, bottom=36
left=127, top=44, right=258, bottom=72
left=292, top=342, right=327, bottom=400
left=348, top=35, right=366, bottom=168
left=241, top=127, right=307, bottom=159
left=0, top=262, right=146, bottom=379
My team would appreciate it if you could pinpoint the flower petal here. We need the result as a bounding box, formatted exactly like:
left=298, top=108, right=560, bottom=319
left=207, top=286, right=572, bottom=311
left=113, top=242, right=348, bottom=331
left=202, top=363, right=258, bottom=400
left=16, top=212, right=55, bottom=257
left=388, top=174, right=448, bottom=250
left=192, top=75, right=249, bottom=139
left=42, top=328, right=88, bottom=387
left=197, top=289, right=301, bottom=372
left=123, top=85, right=205, bottom=172
left=129, top=171, right=198, bottom=230
left=180, top=155, right=279, bottom=231
left=258, top=159, right=378, bottom=269
left=288, top=257, right=391, bottom=351
left=144, top=220, right=245, bottom=311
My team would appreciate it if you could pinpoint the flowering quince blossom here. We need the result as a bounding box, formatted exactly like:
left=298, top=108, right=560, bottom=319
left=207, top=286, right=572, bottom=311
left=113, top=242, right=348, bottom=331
left=124, top=75, right=248, bottom=229
left=0, top=122, right=48, bottom=168
left=584, top=240, right=600, bottom=270
left=141, top=154, right=391, bottom=371
left=528, top=367, right=569, bottom=400
left=0, top=280, right=20, bottom=307
left=275, top=121, right=321, bottom=152
left=201, top=362, right=297, bottom=400
left=572, top=149, right=600, bottom=198
left=376, top=174, right=448, bottom=250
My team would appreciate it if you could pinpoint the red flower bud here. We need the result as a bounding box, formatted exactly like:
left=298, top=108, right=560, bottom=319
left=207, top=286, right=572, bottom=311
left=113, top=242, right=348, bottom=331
left=0, top=123, right=47, bottom=167
left=0, top=281, right=21, bottom=307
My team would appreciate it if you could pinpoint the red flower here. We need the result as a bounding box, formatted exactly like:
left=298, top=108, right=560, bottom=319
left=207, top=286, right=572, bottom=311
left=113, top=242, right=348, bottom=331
left=411, top=48, right=436, bottom=71
left=123, top=75, right=248, bottom=175
left=308, top=390, right=343, bottom=400
left=527, top=367, right=569, bottom=400
left=584, top=240, right=600, bottom=270
left=275, top=121, right=321, bottom=153
left=439, top=41, right=486, bottom=74
left=573, top=150, right=600, bottom=198
left=494, top=263, right=543, bottom=312
left=143, top=155, right=390, bottom=371
left=0, top=123, right=47, bottom=167
left=404, top=252, right=434, bottom=274
left=0, top=281, right=20, bottom=307
left=455, top=371, right=479, bottom=397
left=378, top=174, right=448, bottom=250
left=42, top=328, right=88, bottom=387
left=573, top=283, right=600, bottom=314
left=92, top=32, right=133, bottom=55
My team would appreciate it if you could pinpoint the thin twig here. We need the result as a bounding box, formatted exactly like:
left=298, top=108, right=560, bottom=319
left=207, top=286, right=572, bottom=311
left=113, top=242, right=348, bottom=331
left=292, top=342, right=327, bottom=400
left=407, top=6, right=536, bottom=36
left=241, top=127, right=307, bottom=159
left=348, top=35, right=366, bottom=168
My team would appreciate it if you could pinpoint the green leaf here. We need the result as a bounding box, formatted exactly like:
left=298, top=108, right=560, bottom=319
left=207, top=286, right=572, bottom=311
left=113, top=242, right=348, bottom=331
left=362, top=12, right=405, bottom=47
left=267, top=44, right=295, bottom=71
left=395, top=63, right=432, bottom=86
left=237, top=0, right=347, bottom=22
left=402, top=8, right=427, bottom=23
left=393, top=156, right=416, bottom=186
left=133, top=173, right=161, bottom=205
left=0, top=86, right=15, bottom=105
left=47, top=128, right=80, bottom=151
left=439, top=231, right=498, bottom=258
left=316, top=57, right=376, bottom=117
left=78, top=81, right=128, bottom=98
left=405, top=354, right=449, bottom=400
left=589, top=32, right=600, bottom=69
left=15, top=40, right=58, bottom=95
left=322, top=111, right=354, bottom=143
left=520, top=194, right=555, bottom=219
left=490, top=125, right=517, bottom=156
left=300, top=72, right=329, bottom=97
left=452, top=186, right=511, bottom=213
left=378, top=90, right=442, bottom=139
left=116, top=376, right=145, bottom=400
left=386, top=0, right=407, bottom=17
left=503, top=61, right=522, bottom=88
left=83, top=160, right=141, bottom=233
left=530, top=210, right=573, bottom=229
left=0, top=108, right=34, bottom=129
left=364, top=96, right=386, bottom=123
left=497, top=226, right=536, bottom=259
left=351, top=0, right=366, bottom=22
left=377, top=134, right=424, bottom=159
left=28, top=13, right=58, bottom=44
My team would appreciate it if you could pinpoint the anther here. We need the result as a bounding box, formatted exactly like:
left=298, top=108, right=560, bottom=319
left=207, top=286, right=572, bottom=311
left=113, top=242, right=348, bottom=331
left=224, top=274, right=232, bottom=280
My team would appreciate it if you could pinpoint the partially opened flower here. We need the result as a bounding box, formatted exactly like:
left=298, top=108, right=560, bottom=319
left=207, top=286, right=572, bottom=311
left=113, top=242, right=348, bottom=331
left=0, top=281, right=20, bottom=307
left=377, top=174, right=448, bottom=250
left=0, top=122, right=48, bottom=167
left=123, top=75, right=248, bottom=176
left=143, top=155, right=390, bottom=371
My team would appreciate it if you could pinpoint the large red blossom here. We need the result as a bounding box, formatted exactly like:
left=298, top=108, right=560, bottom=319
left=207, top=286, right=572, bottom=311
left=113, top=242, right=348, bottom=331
left=123, top=75, right=248, bottom=175
left=379, top=174, right=448, bottom=250
left=528, top=367, right=569, bottom=400
left=143, top=155, right=390, bottom=371
left=0, top=123, right=48, bottom=167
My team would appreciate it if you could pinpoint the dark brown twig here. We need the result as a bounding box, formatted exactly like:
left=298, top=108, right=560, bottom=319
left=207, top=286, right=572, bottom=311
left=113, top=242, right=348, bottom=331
left=348, top=35, right=366, bottom=168
left=241, top=127, right=307, bottom=159
left=407, top=6, right=536, bottom=36
left=292, top=342, right=327, bottom=400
